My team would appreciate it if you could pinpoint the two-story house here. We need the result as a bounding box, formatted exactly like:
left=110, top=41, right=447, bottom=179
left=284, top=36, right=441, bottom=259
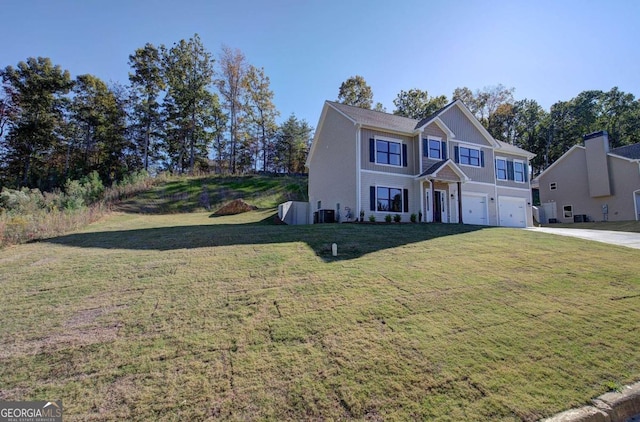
left=306, top=100, right=535, bottom=227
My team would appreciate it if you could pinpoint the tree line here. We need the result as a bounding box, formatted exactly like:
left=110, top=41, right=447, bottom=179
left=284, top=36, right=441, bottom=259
left=0, top=34, right=313, bottom=191
left=338, top=76, right=640, bottom=175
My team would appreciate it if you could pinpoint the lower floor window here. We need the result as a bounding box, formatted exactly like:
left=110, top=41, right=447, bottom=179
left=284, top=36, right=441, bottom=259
left=563, top=205, right=573, bottom=218
left=377, top=187, right=402, bottom=212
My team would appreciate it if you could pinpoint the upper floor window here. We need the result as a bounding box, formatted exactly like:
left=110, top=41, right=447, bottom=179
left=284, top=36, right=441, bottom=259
left=459, top=146, right=481, bottom=167
left=496, top=158, right=507, bottom=180
left=377, top=140, right=401, bottom=166
left=423, top=138, right=447, bottom=160
left=514, top=161, right=525, bottom=183
left=370, top=138, right=407, bottom=167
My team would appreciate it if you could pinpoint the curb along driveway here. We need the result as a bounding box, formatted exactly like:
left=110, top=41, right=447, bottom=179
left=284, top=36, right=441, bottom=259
left=526, top=227, right=640, bottom=250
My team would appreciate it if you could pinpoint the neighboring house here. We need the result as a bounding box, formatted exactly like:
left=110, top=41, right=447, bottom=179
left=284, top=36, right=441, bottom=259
left=532, top=131, right=640, bottom=223
left=306, top=100, right=536, bottom=227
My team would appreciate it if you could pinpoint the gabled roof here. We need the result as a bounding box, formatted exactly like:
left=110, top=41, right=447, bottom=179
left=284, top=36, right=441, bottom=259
left=495, top=140, right=536, bottom=159
left=326, top=101, right=418, bottom=134
left=533, top=140, right=640, bottom=184
left=322, top=100, right=535, bottom=159
left=417, top=159, right=470, bottom=182
left=611, top=142, right=640, bottom=160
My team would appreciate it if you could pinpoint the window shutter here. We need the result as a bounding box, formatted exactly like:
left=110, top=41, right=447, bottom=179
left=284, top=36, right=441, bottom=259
left=480, top=150, right=485, bottom=167
left=507, top=161, right=515, bottom=180
left=369, top=139, right=375, bottom=162
left=402, top=144, right=408, bottom=167
left=370, top=186, right=376, bottom=211
left=403, top=189, right=409, bottom=213
left=441, top=141, right=447, bottom=160
left=524, top=163, right=529, bottom=182
left=454, top=146, right=459, bottom=163
left=423, top=139, right=428, bottom=157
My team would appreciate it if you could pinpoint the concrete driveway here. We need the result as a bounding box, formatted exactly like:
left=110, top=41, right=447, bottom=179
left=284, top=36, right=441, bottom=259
left=526, top=227, right=640, bottom=250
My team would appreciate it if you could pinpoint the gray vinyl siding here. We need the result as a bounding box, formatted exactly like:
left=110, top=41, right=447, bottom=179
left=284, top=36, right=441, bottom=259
left=423, top=124, right=446, bottom=139
left=439, top=105, right=492, bottom=146
left=360, top=172, right=420, bottom=220
left=495, top=152, right=531, bottom=189
left=421, top=122, right=449, bottom=173
left=538, top=147, right=640, bottom=222
left=308, top=106, right=357, bottom=220
left=451, top=141, right=495, bottom=183
left=361, top=128, right=416, bottom=175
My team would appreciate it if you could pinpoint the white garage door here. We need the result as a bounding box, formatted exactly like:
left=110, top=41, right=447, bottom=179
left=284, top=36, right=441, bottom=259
left=462, top=194, right=488, bottom=225
left=499, top=196, right=527, bottom=227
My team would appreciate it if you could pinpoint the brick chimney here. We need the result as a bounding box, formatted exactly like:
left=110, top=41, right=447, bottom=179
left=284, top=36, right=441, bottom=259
left=583, top=131, right=611, bottom=197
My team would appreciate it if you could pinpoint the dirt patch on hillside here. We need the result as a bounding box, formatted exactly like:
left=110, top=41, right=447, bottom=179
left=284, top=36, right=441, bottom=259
left=213, top=199, right=258, bottom=216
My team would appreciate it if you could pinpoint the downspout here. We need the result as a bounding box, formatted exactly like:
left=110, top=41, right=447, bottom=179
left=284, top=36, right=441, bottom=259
left=356, top=123, right=362, bottom=216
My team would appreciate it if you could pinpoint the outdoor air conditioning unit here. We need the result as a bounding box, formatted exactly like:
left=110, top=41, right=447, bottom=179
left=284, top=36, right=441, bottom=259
left=314, top=209, right=335, bottom=224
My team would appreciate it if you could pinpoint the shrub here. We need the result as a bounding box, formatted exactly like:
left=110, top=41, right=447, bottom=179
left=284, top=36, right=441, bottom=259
left=368, top=214, right=376, bottom=222
left=385, top=214, right=392, bottom=223
left=410, top=213, right=417, bottom=223
left=393, top=214, right=401, bottom=223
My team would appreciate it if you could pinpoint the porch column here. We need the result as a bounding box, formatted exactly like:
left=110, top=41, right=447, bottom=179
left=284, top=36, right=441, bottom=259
left=430, top=180, right=435, bottom=223
left=457, top=181, right=463, bottom=224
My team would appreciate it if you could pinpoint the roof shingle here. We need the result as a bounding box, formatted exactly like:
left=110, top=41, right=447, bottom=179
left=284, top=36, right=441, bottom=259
left=611, top=143, right=640, bottom=160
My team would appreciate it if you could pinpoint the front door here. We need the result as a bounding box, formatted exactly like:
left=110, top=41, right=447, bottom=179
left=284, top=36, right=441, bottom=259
left=434, top=190, right=446, bottom=223
left=635, top=191, right=640, bottom=221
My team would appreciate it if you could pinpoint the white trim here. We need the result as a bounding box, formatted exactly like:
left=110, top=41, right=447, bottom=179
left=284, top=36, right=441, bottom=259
left=562, top=204, right=574, bottom=219
left=495, top=156, right=508, bottom=181
left=450, top=100, right=498, bottom=147
left=326, top=101, right=357, bottom=124
left=374, top=136, right=404, bottom=168
left=361, top=169, right=415, bottom=178
left=634, top=189, right=640, bottom=221
left=496, top=185, right=534, bottom=193
left=356, top=124, right=361, bottom=216
left=464, top=180, right=497, bottom=187
left=425, top=136, right=444, bottom=160
left=608, top=152, right=640, bottom=163
left=374, top=184, right=407, bottom=214
left=457, top=144, right=482, bottom=168
left=416, top=159, right=470, bottom=183
left=432, top=117, right=456, bottom=139
left=513, top=159, right=526, bottom=184
left=532, top=145, right=584, bottom=183
left=434, top=189, right=448, bottom=223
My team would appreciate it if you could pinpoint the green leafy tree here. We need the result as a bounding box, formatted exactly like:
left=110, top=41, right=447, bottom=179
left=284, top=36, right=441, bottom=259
left=70, top=75, right=130, bottom=183
left=163, top=34, right=218, bottom=174
left=393, top=89, right=447, bottom=119
left=275, top=114, right=313, bottom=174
left=128, top=43, right=165, bottom=171
left=243, top=65, right=279, bottom=172
left=337, top=75, right=373, bottom=109
left=217, top=45, right=248, bottom=174
left=0, top=57, right=73, bottom=188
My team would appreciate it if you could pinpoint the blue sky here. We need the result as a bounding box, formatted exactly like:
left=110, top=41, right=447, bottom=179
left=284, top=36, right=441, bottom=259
left=3, top=0, right=639, bottom=129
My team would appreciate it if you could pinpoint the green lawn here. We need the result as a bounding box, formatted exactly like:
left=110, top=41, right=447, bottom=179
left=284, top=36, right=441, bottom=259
left=1, top=210, right=639, bottom=421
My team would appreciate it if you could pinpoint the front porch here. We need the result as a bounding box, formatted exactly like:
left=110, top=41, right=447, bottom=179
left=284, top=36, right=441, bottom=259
left=417, top=160, right=469, bottom=223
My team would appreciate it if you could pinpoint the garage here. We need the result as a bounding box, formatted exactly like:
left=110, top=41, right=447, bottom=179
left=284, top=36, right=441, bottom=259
left=498, top=196, right=527, bottom=227
left=462, top=194, right=488, bottom=225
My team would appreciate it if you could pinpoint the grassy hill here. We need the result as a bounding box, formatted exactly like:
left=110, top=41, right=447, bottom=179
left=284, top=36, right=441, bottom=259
left=114, top=174, right=308, bottom=214
left=0, top=176, right=639, bottom=420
